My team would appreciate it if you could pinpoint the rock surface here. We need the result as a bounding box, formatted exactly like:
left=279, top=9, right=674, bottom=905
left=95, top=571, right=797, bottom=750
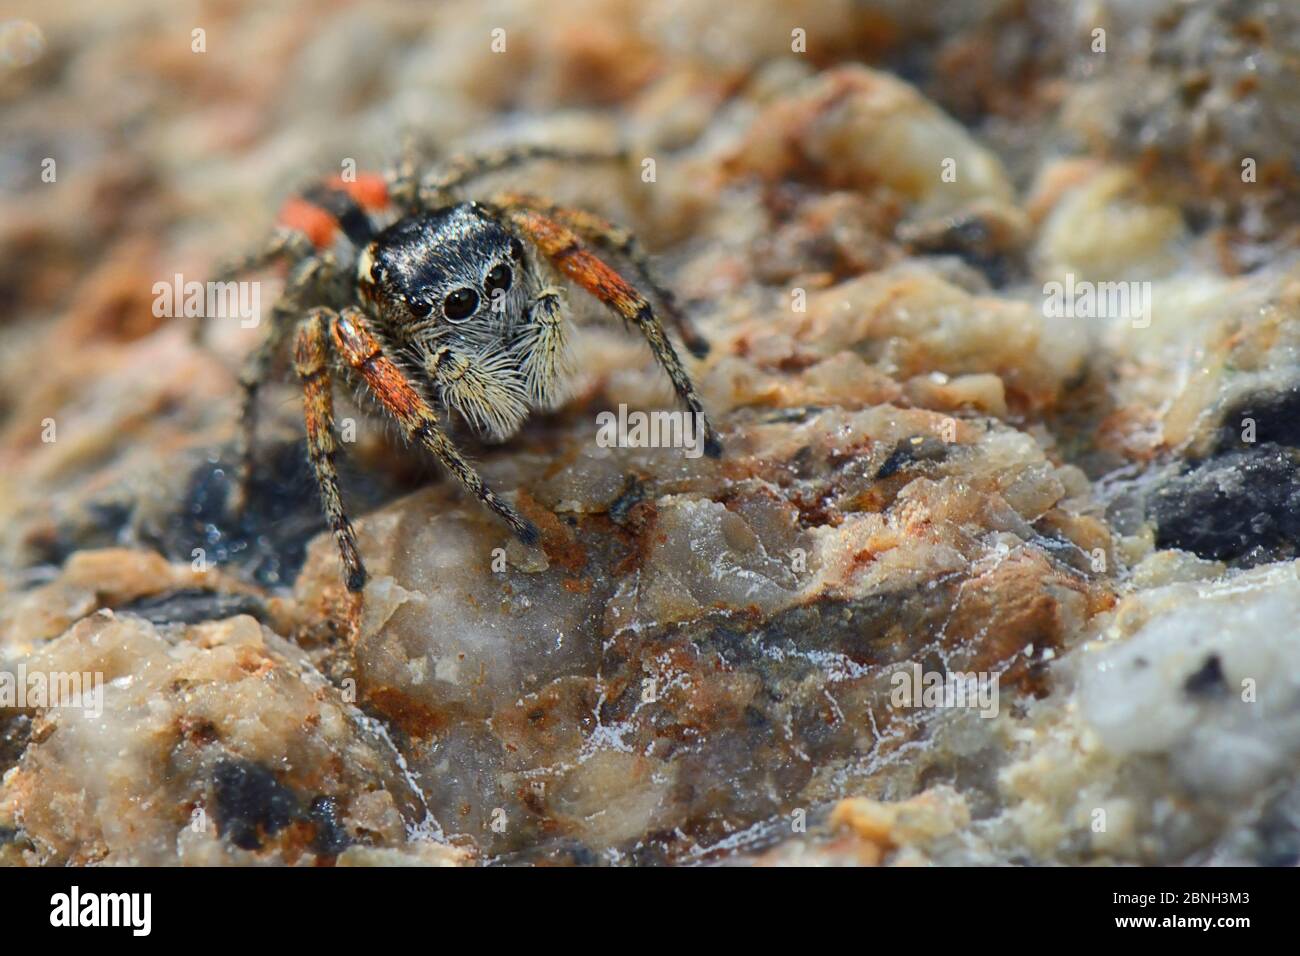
left=2, top=0, right=1299, bottom=865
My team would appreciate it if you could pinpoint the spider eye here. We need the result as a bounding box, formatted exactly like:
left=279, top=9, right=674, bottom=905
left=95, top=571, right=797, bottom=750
left=485, top=263, right=512, bottom=294
left=407, top=294, right=432, bottom=317
left=443, top=287, right=479, bottom=322
left=509, top=238, right=525, bottom=261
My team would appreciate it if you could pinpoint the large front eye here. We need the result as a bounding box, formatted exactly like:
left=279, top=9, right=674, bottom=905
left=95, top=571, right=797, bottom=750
left=485, top=263, right=512, bottom=294
left=443, top=288, right=479, bottom=322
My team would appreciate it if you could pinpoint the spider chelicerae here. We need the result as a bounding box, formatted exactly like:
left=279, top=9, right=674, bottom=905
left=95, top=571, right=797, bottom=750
left=196, top=144, right=721, bottom=620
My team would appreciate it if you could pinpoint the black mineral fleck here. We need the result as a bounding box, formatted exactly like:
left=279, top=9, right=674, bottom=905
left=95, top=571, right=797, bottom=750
left=117, top=588, right=267, bottom=625
left=1148, top=445, right=1300, bottom=564
left=1215, top=387, right=1300, bottom=452
left=211, top=759, right=300, bottom=851
left=1183, top=654, right=1227, bottom=698
left=875, top=435, right=949, bottom=481
left=307, top=795, right=351, bottom=856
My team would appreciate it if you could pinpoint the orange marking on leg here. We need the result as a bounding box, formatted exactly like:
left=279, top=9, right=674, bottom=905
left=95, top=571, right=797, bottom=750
left=360, top=357, right=425, bottom=423
left=327, top=172, right=390, bottom=211
left=507, top=209, right=572, bottom=256
left=504, top=204, right=722, bottom=457
left=278, top=197, right=339, bottom=249
left=553, top=247, right=643, bottom=316
left=508, top=210, right=642, bottom=314
left=328, top=309, right=383, bottom=365
left=328, top=311, right=424, bottom=422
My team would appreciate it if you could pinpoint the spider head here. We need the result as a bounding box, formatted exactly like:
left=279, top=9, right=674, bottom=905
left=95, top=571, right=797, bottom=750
left=359, top=203, right=538, bottom=439
left=359, top=202, right=533, bottom=339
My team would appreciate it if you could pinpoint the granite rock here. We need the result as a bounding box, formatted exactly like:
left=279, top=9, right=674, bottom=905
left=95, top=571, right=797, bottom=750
left=3, top=0, right=1299, bottom=867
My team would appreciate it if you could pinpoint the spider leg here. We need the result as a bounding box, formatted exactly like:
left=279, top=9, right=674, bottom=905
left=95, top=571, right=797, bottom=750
left=389, top=129, right=438, bottom=213
left=493, top=191, right=711, bottom=358
left=498, top=206, right=722, bottom=458
left=398, top=144, right=626, bottom=212
left=229, top=302, right=294, bottom=514
left=518, top=285, right=572, bottom=409
left=192, top=228, right=314, bottom=346
left=293, top=307, right=367, bottom=635
left=230, top=252, right=341, bottom=514
left=327, top=305, right=541, bottom=544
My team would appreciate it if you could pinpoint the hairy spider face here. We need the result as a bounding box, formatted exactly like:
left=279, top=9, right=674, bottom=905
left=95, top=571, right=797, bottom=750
left=357, top=202, right=542, bottom=439
left=359, top=202, right=534, bottom=337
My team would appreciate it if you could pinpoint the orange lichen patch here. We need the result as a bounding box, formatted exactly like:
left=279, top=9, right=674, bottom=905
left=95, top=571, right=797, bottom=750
left=490, top=676, right=597, bottom=765
left=942, top=548, right=1102, bottom=693
left=1025, top=157, right=1105, bottom=224
left=550, top=18, right=657, bottom=104
left=1036, top=509, right=1113, bottom=560
left=362, top=686, right=449, bottom=739
left=681, top=659, right=760, bottom=725
left=720, top=69, right=866, bottom=188
left=60, top=238, right=166, bottom=343
left=1095, top=404, right=1163, bottom=462
left=830, top=787, right=971, bottom=857
left=620, top=640, right=761, bottom=737
left=233, top=642, right=276, bottom=677
left=787, top=488, right=844, bottom=528
left=176, top=716, right=220, bottom=748
left=67, top=547, right=259, bottom=605
left=518, top=490, right=587, bottom=574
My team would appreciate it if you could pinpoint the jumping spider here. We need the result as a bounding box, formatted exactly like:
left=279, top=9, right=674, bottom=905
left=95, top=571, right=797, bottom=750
left=198, top=145, right=721, bottom=622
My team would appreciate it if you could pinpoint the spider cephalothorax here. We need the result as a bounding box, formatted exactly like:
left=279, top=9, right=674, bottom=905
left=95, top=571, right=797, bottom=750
left=359, top=202, right=567, bottom=438
left=197, top=145, right=720, bottom=626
